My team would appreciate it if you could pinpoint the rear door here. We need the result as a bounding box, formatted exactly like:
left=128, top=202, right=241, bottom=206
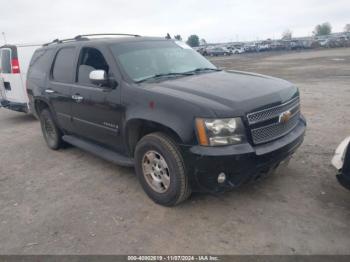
left=0, top=71, right=5, bottom=103
left=0, top=46, right=27, bottom=104
left=46, top=46, right=77, bottom=132
left=0, top=47, right=12, bottom=102
left=0, top=49, right=5, bottom=101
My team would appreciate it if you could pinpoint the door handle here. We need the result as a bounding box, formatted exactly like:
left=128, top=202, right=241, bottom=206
left=45, top=89, right=55, bottom=94
left=72, top=94, right=84, bottom=103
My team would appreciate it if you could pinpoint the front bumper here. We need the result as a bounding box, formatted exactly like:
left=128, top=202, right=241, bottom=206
left=183, top=116, right=306, bottom=192
left=0, top=99, right=28, bottom=113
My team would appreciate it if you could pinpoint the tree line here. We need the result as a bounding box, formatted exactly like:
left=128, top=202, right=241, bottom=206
left=165, top=33, right=205, bottom=47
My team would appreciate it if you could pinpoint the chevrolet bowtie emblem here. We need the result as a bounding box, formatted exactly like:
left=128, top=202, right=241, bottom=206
left=279, top=110, right=292, bottom=124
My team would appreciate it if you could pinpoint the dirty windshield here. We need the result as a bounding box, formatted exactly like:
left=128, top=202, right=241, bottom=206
left=110, top=40, right=217, bottom=82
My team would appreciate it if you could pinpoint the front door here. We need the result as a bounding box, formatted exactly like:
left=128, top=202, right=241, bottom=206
left=71, top=47, right=123, bottom=151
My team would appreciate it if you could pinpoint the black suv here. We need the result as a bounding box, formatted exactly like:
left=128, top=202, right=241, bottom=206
left=27, top=34, right=306, bottom=206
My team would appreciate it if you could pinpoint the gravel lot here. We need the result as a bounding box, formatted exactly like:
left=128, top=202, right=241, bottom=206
left=0, top=48, right=350, bottom=255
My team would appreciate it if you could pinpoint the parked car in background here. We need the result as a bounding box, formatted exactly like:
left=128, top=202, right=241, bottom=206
left=319, top=39, right=331, bottom=48
left=0, top=44, right=41, bottom=114
left=194, top=46, right=208, bottom=56
left=244, top=44, right=259, bottom=53
left=270, top=41, right=287, bottom=51
left=230, top=47, right=245, bottom=54
left=257, top=43, right=270, bottom=52
left=318, top=36, right=350, bottom=48
left=332, top=137, right=350, bottom=190
left=290, top=40, right=304, bottom=50
left=300, top=40, right=314, bottom=49
left=206, top=47, right=231, bottom=56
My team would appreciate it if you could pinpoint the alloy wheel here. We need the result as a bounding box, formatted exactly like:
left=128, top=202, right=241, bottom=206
left=142, top=151, right=170, bottom=193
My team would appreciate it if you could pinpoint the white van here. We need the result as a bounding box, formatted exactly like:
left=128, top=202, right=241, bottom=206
left=0, top=44, right=41, bottom=114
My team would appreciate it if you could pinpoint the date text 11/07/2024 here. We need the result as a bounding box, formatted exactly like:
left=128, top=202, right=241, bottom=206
left=127, top=255, right=220, bottom=261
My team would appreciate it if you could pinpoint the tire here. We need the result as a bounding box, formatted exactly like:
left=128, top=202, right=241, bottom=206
left=39, top=108, right=64, bottom=150
left=135, top=132, right=191, bottom=206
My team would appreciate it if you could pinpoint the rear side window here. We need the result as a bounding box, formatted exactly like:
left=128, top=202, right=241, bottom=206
left=52, top=47, right=76, bottom=83
left=0, top=49, right=12, bottom=74
left=28, top=49, right=54, bottom=77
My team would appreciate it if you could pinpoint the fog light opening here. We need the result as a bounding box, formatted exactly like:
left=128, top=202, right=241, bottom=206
left=217, top=172, right=226, bottom=184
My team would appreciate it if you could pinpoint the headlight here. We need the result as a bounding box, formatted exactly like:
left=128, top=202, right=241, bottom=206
left=195, top=118, right=246, bottom=146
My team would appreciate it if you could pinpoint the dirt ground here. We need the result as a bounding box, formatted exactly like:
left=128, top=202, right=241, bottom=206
left=0, top=48, right=350, bottom=255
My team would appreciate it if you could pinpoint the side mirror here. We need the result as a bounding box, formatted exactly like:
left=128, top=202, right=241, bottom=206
left=89, top=70, right=118, bottom=89
left=89, top=70, right=109, bottom=86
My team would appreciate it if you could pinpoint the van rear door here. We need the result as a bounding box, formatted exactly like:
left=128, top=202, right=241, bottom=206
left=0, top=45, right=29, bottom=112
left=0, top=47, right=12, bottom=102
left=0, top=74, right=5, bottom=104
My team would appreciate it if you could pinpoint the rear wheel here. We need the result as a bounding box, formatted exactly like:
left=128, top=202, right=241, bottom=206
left=39, top=108, right=64, bottom=150
left=135, top=132, right=191, bottom=206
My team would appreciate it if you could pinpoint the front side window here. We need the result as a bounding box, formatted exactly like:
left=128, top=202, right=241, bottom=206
left=76, top=47, right=109, bottom=85
left=110, top=40, right=217, bottom=82
left=0, top=49, right=12, bottom=74
left=52, top=47, right=76, bottom=83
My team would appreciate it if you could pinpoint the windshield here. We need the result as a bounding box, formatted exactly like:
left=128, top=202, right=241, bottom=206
left=110, top=40, right=217, bottom=82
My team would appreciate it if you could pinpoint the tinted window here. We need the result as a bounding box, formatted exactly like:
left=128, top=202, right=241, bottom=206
left=52, top=47, right=76, bottom=83
left=76, top=47, right=110, bottom=85
left=0, top=49, right=12, bottom=74
left=28, top=49, right=54, bottom=78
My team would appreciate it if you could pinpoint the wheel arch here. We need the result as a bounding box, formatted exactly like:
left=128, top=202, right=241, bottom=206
left=124, top=118, right=185, bottom=157
left=34, top=98, right=59, bottom=124
left=34, top=98, right=50, bottom=115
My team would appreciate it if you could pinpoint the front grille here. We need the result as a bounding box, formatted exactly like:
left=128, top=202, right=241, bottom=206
left=247, top=97, right=300, bottom=145
left=251, top=112, right=299, bottom=144
left=247, top=96, right=299, bottom=125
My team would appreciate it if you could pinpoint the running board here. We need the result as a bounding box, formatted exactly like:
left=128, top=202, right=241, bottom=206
left=62, top=135, right=134, bottom=167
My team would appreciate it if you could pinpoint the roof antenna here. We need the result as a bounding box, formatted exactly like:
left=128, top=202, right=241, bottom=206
left=2, top=32, right=7, bottom=44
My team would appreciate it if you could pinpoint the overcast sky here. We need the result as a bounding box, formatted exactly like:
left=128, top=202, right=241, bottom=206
left=1, top=0, right=349, bottom=45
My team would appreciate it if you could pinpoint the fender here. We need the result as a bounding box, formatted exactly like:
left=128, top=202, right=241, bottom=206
left=123, top=112, right=192, bottom=145
left=121, top=82, right=217, bottom=147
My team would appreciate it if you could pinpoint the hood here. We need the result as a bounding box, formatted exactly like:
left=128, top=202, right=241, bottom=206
left=144, top=70, right=298, bottom=117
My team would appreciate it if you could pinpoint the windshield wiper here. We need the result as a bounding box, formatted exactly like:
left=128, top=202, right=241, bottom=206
left=183, top=68, right=222, bottom=74
left=135, top=68, right=221, bottom=83
left=135, top=72, right=194, bottom=83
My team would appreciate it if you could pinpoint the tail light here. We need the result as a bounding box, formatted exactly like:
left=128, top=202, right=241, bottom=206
left=11, top=58, right=20, bottom=74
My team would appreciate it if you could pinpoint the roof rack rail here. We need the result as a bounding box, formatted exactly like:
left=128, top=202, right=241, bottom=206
left=43, top=33, right=141, bottom=46
left=75, top=33, right=141, bottom=39
left=42, top=38, right=77, bottom=46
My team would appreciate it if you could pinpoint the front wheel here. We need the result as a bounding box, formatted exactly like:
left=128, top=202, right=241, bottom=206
left=135, top=132, right=191, bottom=206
